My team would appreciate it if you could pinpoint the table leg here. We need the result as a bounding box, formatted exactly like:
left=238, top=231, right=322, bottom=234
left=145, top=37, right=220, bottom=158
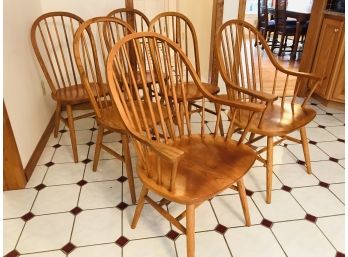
left=291, top=21, right=302, bottom=60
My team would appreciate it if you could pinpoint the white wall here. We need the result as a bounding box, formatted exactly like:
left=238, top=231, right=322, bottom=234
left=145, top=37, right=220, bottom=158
left=40, top=0, right=124, bottom=20
left=177, top=0, right=213, bottom=83
left=223, top=0, right=240, bottom=22
left=134, top=0, right=176, bottom=20
left=3, top=0, right=55, bottom=167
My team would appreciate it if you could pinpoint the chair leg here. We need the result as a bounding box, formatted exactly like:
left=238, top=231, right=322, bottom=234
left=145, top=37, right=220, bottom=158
left=92, top=125, right=104, bottom=171
left=66, top=105, right=78, bottom=163
left=299, top=127, right=312, bottom=174
left=237, top=178, right=251, bottom=226
left=131, top=186, right=148, bottom=229
left=249, top=133, right=256, bottom=142
left=54, top=102, right=61, bottom=138
left=266, top=136, right=273, bottom=204
left=214, top=103, right=224, bottom=136
left=186, top=204, right=195, bottom=257
left=122, top=133, right=136, bottom=204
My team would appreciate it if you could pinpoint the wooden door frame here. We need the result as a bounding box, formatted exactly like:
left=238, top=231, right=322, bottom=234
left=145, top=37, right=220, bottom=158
left=3, top=102, right=27, bottom=190
left=209, top=0, right=246, bottom=85
left=208, top=0, right=328, bottom=93
left=125, top=0, right=134, bottom=8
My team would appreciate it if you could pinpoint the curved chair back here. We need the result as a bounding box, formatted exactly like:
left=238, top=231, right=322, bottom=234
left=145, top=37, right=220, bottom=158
left=107, top=8, right=150, bottom=32
left=31, top=12, right=84, bottom=95
left=215, top=19, right=320, bottom=107
left=73, top=16, right=134, bottom=119
left=149, top=12, right=200, bottom=79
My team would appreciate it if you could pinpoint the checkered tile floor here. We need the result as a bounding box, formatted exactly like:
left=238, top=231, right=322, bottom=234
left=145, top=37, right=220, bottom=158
left=3, top=98, right=345, bottom=257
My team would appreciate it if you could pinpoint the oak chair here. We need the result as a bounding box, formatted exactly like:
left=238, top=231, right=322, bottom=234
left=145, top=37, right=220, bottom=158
left=107, top=7, right=150, bottom=32
left=31, top=12, right=94, bottom=162
left=215, top=20, right=322, bottom=204
left=73, top=17, right=137, bottom=203
left=148, top=12, right=223, bottom=133
left=106, top=32, right=266, bottom=257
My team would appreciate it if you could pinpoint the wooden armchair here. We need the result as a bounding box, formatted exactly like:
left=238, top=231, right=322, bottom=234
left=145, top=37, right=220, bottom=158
left=215, top=20, right=322, bottom=204
left=31, top=12, right=94, bottom=162
left=106, top=32, right=266, bottom=257
left=73, top=17, right=137, bottom=203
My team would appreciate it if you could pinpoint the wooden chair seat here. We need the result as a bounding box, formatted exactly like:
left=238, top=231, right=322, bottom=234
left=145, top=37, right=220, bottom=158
left=233, top=102, right=316, bottom=136
left=139, top=135, right=256, bottom=204
left=53, top=83, right=109, bottom=103
left=98, top=101, right=170, bottom=133
left=168, top=82, right=220, bottom=101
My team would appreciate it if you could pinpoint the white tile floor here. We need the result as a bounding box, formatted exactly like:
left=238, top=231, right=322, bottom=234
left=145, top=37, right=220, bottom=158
left=3, top=100, right=345, bottom=257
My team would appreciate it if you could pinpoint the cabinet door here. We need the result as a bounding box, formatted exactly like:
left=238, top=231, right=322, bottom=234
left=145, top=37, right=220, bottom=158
left=331, top=55, right=345, bottom=102
left=311, top=17, right=344, bottom=98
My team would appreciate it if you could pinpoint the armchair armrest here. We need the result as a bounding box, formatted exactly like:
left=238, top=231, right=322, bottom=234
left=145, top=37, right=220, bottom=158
left=131, top=131, right=184, bottom=162
left=224, top=81, right=278, bottom=102
left=209, top=94, right=266, bottom=113
left=277, top=67, right=323, bottom=81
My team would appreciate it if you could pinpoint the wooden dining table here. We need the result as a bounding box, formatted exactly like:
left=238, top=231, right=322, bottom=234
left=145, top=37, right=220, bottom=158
left=268, top=2, right=311, bottom=60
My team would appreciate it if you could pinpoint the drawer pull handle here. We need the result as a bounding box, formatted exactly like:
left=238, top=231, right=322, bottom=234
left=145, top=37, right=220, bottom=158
left=334, top=28, right=339, bottom=32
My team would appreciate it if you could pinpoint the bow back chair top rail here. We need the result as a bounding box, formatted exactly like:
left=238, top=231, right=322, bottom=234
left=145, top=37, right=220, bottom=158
left=73, top=17, right=137, bottom=203
left=106, top=31, right=266, bottom=257
left=215, top=19, right=322, bottom=204
left=107, top=8, right=150, bottom=32
left=31, top=12, right=94, bottom=162
left=148, top=12, right=222, bottom=134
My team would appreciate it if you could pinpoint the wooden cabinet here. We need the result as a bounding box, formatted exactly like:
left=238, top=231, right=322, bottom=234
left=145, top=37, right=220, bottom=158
left=311, top=13, right=344, bottom=103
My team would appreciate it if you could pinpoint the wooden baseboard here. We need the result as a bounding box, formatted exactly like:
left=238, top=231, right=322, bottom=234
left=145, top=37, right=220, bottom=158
left=24, top=112, right=55, bottom=180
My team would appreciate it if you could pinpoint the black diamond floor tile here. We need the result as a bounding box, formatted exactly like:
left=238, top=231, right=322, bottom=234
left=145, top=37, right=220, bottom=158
left=61, top=242, right=76, bottom=254
left=166, top=230, right=180, bottom=240
left=115, top=236, right=129, bottom=247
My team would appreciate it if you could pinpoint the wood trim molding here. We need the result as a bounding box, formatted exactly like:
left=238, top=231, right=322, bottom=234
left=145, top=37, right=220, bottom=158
left=3, top=102, right=27, bottom=190
left=297, top=0, right=327, bottom=95
left=208, top=0, right=224, bottom=85
left=209, top=0, right=247, bottom=85
left=24, top=112, right=55, bottom=180
left=125, top=0, right=134, bottom=9
left=238, top=0, right=247, bottom=20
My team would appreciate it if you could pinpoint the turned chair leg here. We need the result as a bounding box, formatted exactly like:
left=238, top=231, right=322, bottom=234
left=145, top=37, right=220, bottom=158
left=237, top=178, right=251, bottom=226
left=186, top=204, right=195, bottom=257
left=93, top=125, right=104, bottom=171
left=66, top=105, right=78, bottom=163
left=266, top=136, right=274, bottom=204
left=131, top=186, right=148, bottom=229
left=300, top=127, right=312, bottom=174
left=54, top=102, right=61, bottom=138
left=122, top=134, right=136, bottom=204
